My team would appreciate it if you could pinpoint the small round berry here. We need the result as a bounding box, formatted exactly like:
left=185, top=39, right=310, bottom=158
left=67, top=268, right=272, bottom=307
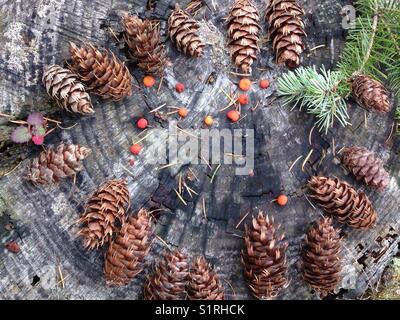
left=239, top=78, right=251, bottom=91
left=238, top=94, right=249, bottom=105
left=259, top=79, right=270, bottom=89
left=204, top=116, right=214, bottom=126
left=32, top=135, right=44, bottom=145
left=175, top=83, right=185, bottom=93
left=143, top=75, right=156, bottom=88
left=136, top=118, right=148, bottom=129
left=276, top=194, right=288, bottom=206
left=227, top=110, right=240, bottom=122
left=130, top=144, right=142, bottom=155
left=178, top=108, right=189, bottom=118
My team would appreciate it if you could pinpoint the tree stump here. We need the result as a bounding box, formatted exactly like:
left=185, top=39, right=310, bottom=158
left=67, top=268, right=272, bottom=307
left=0, top=0, right=398, bottom=299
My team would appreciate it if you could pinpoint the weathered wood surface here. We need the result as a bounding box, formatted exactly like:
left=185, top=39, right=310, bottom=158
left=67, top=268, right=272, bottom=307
left=0, top=0, right=399, bottom=300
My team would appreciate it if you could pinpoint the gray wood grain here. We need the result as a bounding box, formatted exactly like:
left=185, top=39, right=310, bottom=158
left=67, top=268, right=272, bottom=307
left=0, top=0, right=398, bottom=300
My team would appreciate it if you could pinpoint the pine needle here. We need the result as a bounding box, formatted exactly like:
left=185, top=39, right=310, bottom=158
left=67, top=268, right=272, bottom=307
left=210, top=164, right=221, bottom=183
left=174, top=188, right=187, bottom=206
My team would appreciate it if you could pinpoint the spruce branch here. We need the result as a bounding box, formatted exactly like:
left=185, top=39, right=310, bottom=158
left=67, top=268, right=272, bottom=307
left=277, top=67, right=350, bottom=134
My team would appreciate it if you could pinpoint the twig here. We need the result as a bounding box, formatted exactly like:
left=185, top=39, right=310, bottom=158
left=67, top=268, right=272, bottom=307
left=358, top=13, right=379, bottom=73
left=174, top=188, right=187, bottom=206
left=301, top=149, right=314, bottom=172
left=288, top=155, right=303, bottom=172
left=210, top=164, right=221, bottom=183
left=235, top=211, right=250, bottom=229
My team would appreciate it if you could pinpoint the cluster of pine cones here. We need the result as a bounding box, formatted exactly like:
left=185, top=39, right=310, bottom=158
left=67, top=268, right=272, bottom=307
left=71, top=179, right=225, bottom=300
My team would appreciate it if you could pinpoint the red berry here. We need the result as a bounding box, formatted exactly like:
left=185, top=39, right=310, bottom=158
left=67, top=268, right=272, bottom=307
left=5, top=241, right=20, bottom=253
left=239, top=78, right=251, bottom=91
left=238, top=94, right=249, bottom=105
left=276, top=194, right=288, bottom=206
left=143, top=76, right=156, bottom=88
left=136, top=118, right=148, bottom=129
left=175, top=83, right=185, bottom=93
left=130, top=144, right=142, bottom=155
left=32, top=135, right=44, bottom=145
left=259, top=79, right=270, bottom=89
left=227, top=110, right=240, bottom=122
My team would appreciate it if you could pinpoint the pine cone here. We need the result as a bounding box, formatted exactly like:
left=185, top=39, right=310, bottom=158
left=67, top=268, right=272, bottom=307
left=302, top=217, right=342, bottom=297
left=43, top=65, right=94, bottom=115
left=266, top=0, right=306, bottom=68
left=227, top=0, right=261, bottom=74
left=69, top=42, right=132, bottom=101
left=350, top=73, right=390, bottom=113
left=241, top=211, right=288, bottom=299
left=341, top=147, right=389, bottom=191
left=144, top=249, right=189, bottom=300
left=187, top=256, right=225, bottom=300
left=77, top=180, right=130, bottom=250
left=308, top=176, right=377, bottom=229
left=123, top=16, right=169, bottom=75
left=27, top=144, right=91, bottom=184
left=168, top=4, right=205, bottom=58
left=104, top=209, right=154, bottom=285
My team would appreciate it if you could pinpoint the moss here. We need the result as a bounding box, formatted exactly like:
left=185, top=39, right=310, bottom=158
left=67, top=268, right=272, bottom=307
left=371, top=257, right=400, bottom=300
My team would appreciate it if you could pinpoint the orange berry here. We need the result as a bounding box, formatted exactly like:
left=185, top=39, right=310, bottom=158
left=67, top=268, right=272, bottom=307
left=204, top=115, right=213, bottom=126
left=237, top=94, right=249, bottom=105
left=130, top=143, right=142, bottom=155
left=259, top=79, right=270, bottom=89
left=178, top=108, right=189, bottom=118
left=238, top=78, right=251, bottom=91
left=136, top=118, right=148, bottom=129
left=276, top=194, right=288, bottom=206
left=227, top=110, right=240, bottom=122
left=143, top=75, right=156, bottom=88
left=176, top=83, right=185, bottom=93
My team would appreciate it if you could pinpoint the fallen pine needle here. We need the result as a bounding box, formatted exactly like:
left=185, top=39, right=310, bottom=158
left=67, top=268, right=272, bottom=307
left=202, top=197, right=207, bottom=219
left=219, top=88, right=237, bottom=106
left=132, top=131, right=153, bottom=145
left=174, top=188, right=187, bottom=206
left=121, top=165, right=135, bottom=177
left=364, top=111, right=368, bottom=128
left=332, top=137, right=336, bottom=156
left=56, top=274, right=70, bottom=287
left=385, top=122, right=395, bottom=143
left=149, top=103, right=166, bottom=113
left=159, top=163, right=178, bottom=170
left=44, top=117, right=62, bottom=124
left=309, top=44, right=326, bottom=52
left=301, top=149, right=314, bottom=172
left=155, top=235, right=171, bottom=250
left=235, top=114, right=248, bottom=124
left=44, top=127, right=57, bottom=137
left=235, top=210, right=250, bottom=229
left=210, top=163, right=221, bottom=183
left=308, top=126, right=315, bottom=146
left=73, top=174, right=77, bottom=185
left=57, top=264, right=65, bottom=289
left=201, top=155, right=213, bottom=170
left=303, top=193, right=316, bottom=210
left=178, top=173, right=182, bottom=194
left=157, top=75, right=164, bottom=94
left=289, top=155, right=303, bottom=172
left=3, top=161, right=22, bottom=177
left=229, top=233, right=244, bottom=239
left=188, top=167, right=199, bottom=181
left=224, top=279, right=237, bottom=298
left=229, top=71, right=251, bottom=77
left=57, top=123, right=78, bottom=130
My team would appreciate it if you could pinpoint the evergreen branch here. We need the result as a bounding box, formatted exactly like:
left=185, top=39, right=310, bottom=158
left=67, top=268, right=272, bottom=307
left=277, top=67, right=350, bottom=134
left=358, top=13, right=378, bottom=73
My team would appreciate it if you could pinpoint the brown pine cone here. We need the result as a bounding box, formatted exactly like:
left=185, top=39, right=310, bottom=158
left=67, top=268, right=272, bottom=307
left=302, top=217, right=342, bottom=297
left=350, top=73, right=390, bottom=113
left=187, top=256, right=225, bottom=300
left=341, top=146, right=389, bottom=191
left=43, top=65, right=94, bottom=115
left=104, top=209, right=154, bottom=285
left=27, top=144, right=91, bottom=184
left=227, top=0, right=261, bottom=74
left=77, top=180, right=130, bottom=250
left=241, top=211, right=288, bottom=299
left=266, top=0, right=306, bottom=68
left=308, top=176, right=377, bottom=229
left=69, top=42, right=132, bottom=101
left=168, top=4, right=205, bottom=58
left=123, top=16, right=169, bottom=75
left=144, top=249, right=189, bottom=300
